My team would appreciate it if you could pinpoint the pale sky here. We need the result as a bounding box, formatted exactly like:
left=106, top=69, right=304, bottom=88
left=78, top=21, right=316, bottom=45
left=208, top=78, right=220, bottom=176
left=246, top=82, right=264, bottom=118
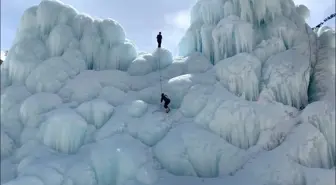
left=1, top=0, right=335, bottom=54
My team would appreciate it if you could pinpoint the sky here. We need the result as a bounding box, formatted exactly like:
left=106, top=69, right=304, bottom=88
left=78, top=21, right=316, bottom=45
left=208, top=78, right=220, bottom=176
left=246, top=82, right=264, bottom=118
left=1, top=0, right=335, bottom=55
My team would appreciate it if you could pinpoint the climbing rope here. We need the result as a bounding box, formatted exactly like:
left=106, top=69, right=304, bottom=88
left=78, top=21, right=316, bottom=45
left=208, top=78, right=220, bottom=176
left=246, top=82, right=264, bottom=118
left=157, top=49, right=163, bottom=94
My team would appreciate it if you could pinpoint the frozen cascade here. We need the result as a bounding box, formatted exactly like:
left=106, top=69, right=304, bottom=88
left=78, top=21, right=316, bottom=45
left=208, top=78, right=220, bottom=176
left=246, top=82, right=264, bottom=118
left=1, top=0, right=336, bottom=184
left=212, top=16, right=254, bottom=63
left=215, top=53, right=261, bottom=101
left=261, top=49, right=311, bottom=109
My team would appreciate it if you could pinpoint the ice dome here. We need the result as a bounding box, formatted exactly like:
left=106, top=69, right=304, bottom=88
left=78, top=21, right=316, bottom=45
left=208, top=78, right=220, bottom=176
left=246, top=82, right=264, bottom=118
left=1, top=0, right=335, bottom=185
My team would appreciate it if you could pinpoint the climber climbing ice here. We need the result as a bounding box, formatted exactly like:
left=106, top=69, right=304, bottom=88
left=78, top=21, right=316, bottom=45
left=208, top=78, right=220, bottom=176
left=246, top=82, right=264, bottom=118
left=161, top=93, right=171, bottom=113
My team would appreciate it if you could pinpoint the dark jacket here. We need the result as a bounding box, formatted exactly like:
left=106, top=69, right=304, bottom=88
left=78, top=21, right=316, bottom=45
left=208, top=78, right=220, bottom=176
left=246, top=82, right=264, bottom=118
left=157, top=34, right=162, bottom=43
left=161, top=94, right=170, bottom=103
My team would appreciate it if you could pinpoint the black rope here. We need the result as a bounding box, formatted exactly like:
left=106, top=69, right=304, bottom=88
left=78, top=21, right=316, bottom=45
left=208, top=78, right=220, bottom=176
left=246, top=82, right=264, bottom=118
left=312, top=13, right=336, bottom=30
left=158, top=49, right=163, bottom=94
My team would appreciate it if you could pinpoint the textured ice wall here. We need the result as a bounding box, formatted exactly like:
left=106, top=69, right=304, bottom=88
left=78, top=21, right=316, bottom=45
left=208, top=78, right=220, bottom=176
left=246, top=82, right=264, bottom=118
left=179, top=0, right=317, bottom=107
left=1, top=0, right=137, bottom=86
left=1, top=0, right=336, bottom=185
left=308, top=27, right=335, bottom=104
left=178, top=0, right=308, bottom=64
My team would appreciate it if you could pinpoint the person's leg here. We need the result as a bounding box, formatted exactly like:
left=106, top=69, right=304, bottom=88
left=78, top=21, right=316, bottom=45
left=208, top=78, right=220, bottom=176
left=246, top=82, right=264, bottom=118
left=158, top=42, right=161, bottom=48
left=166, top=100, right=170, bottom=112
left=164, top=102, right=170, bottom=112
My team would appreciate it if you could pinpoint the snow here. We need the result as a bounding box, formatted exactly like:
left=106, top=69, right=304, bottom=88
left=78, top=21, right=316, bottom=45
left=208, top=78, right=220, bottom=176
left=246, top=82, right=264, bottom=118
left=1, top=0, right=335, bottom=185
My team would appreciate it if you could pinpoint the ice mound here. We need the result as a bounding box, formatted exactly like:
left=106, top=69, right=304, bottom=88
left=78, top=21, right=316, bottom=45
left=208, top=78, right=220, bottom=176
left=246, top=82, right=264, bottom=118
left=76, top=99, right=114, bottom=129
left=47, top=24, right=75, bottom=57
left=260, top=49, right=310, bottom=109
left=209, top=100, right=261, bottom=149
left=308, top=47, right=335, bottom=103
left=18, top=165, right=64, bottom=185
left=58, top=72, right=103, bottom=103
left=25, top=56, right=86, bottom=93
left=152, top=48, right=173, bottom=69
left=98, top=86, right=127, bottom=106
left=2, top=176, right=44, bottom=185
left=296, top=4, right=310, bottom=20
left=317, top=26, right=336, bottom=49
left=128, top=110, right=172, bottom=146
left=128, top=53, right=155, bottom=76
left=128, top=49, right=175, bottom=77
left=2, top=0, right=336, bottom=184
left=308, top=26, right=335, bottom=104
left=94, top=118, right=126, bottom=141
left=20, top=92, right=63, bottom=127
left=1, top=86, right=31, bottom=144
left=102, top=41, right=137, bottom=71
left=99, top=19, right=126, bottom=47
left=90, top=134, right=153, bottom=185
left=1, top=160, right=17, bottom=184
left=300, top=101, right=335, bottom=168
left=2, top=0, right=138, bottom=86
left=266, top=16, right=300, bottom=49
left=288, top=123, right=333, bottom=169
left=178, top=0, right=305, bottom=64
left=212, top=16, right=254, bottom=62
left=154, top=123, right=248, bottom=177
left=1, top=130, right=15, bottom=159
left=20, top=127, right=39, bottom=145
left=252, top=37, right=286, bottom=63
left=190, top=0, right=224, bottom=24
left=3, top=39, right=48, bottom=84
left=180, top=84, right=213, bottom=117
left=177, top=52, right=212, bottom=73
left=215, top=53, right=262, bottom=101
left=128, top=100, right=148, bottom=118
left=39, top=108, right=88, bottom=153
left=63, top=162, right=97, bottom=185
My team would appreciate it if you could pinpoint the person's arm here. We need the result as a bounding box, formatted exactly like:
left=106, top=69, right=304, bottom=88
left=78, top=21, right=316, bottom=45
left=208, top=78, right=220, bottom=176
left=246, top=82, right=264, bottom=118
left=161, top=96, right=163, bottom=103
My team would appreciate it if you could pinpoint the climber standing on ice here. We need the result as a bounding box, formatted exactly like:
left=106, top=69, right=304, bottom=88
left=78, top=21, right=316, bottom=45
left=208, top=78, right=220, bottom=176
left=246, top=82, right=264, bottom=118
left=157, top=32, right=162, bottom=48
left=161, top=93, right=170, bottom=113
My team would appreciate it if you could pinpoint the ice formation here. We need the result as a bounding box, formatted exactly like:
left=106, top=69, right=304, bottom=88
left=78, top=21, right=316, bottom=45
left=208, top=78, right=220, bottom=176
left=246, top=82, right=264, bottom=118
left=1, top=0, right=335, bottom=185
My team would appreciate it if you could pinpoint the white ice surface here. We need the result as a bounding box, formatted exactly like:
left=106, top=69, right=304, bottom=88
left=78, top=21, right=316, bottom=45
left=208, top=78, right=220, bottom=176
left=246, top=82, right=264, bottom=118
left=215, top=53, right=261, bottom=101
left=1, top=0, right=335, bottom=185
